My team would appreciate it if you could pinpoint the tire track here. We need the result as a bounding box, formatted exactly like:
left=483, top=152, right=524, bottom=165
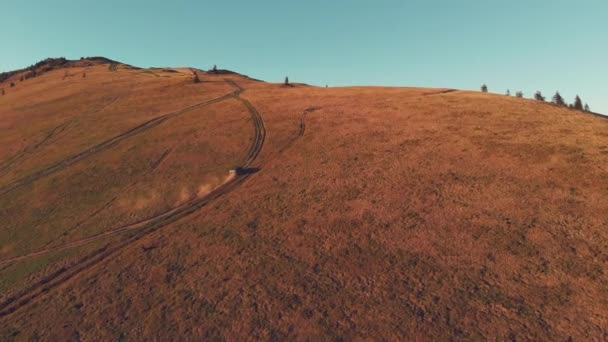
left=0, top=80, right=265, bottom=318
left=0, top=92, right=237, bottom=196
left=27, top=146, right=172, bottom=251
left=150, top=148, right=173, bottom=172
left=0, top=150, right=27, bottom=175
left=278, top=107, right=315, bottom=153
left=0, top=123, right=68, bottom=176
left=0, top=95, right=120, bottom=176
left=55, top=197, right=118, bottom=243
left=423, top=89, right=458, bottom=96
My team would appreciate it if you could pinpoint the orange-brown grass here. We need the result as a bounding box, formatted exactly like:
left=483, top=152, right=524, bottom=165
left=0, top=64, right=252, bottom=292
left=1, top=62, right=607, bottom=340
left=0, top=64, right=234, bottom=182
left=0, top=99, right=251, bottom=260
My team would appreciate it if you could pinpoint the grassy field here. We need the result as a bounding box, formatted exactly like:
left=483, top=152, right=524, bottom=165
left=1, top=59, right=607, bottom=340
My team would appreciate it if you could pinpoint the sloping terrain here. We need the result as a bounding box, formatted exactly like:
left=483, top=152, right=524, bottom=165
left=1, top=59, right=607, bottom=340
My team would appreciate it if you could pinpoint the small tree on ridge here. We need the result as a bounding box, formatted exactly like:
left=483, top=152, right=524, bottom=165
left=481, top=84, right=488, bottom=93
left=552, top=91, right=566, bottom=106
left=573, top=95, right=583, bottom=110
left=534, top=91, right=545, bottom=101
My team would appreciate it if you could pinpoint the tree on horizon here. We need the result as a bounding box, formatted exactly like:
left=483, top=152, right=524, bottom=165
left=506, top=89, right=511, bottom=96
left=285, top=76, right=289, bottom=86
left=573, top=95, right=583, bottom=110
left=481, top=84, right=488, bottom=93
left=534, top=91, right=545, bottom=101
left=584, top=103, right=591, bottom=112
left=552, top=91, right=566, bottom=106
left=515, top=91, right=523, bottom=98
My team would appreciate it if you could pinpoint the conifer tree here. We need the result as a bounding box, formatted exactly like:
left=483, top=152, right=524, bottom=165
left=584, top=103, right=590, bottom=112
left=285, top=76, right=289, bottom=86
left=573, top=95, right=583, bottom=110
left=552, top=91, right=566, bottom=106
left=506, top=89, right=511, bottom=96
left=481, top=84, right=488, bottom=92
left=515, top=91, right=523, bottom=98
left=534, top=91, right=545, bottom=101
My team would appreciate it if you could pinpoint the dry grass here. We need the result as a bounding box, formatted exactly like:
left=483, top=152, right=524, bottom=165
left=0, top=62, right=607, bottom=340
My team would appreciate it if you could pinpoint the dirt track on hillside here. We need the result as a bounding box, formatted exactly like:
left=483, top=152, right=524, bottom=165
left=0, top=95, right=122, bottom=175
left=0, top=80, right=265, bottom=318
left=0, top=92, right=238, bottom=196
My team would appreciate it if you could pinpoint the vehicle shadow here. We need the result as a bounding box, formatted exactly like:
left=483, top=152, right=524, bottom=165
left=234, top=167, right=260, bottom=175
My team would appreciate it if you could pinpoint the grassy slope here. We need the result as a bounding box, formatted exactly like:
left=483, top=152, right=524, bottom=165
left=1, top=65, right=607, bottom=340
left=0, top=65, right=252, bottom=294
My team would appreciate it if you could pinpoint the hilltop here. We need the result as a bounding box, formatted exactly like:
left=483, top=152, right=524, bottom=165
left=0, top=57, right=124, bottom=83
left=1, top=58, right=607, bottom=340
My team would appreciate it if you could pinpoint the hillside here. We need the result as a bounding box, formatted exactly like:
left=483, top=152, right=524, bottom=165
left=1, top=58, right=607, bottom=340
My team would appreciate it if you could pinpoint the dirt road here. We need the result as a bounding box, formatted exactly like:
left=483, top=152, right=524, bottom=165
left=0, top=80, right=264, bottom=317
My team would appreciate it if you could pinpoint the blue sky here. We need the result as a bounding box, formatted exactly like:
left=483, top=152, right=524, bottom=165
left=2, top=0, right=606, bottom=113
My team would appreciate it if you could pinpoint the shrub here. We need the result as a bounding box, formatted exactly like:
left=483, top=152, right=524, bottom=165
left=193, top=71, right=201, bottom=83
left=23, top=70, right=36, bottom=80
left=515, top=91, right=523, bottom=98
left=584, top=103, right=590, bottom=112
left=1, top=88, right=4, bottom=96
left=0, top=57, right=67, bottom=83
left=10, top=82, right=15, bottom=87
left=506, top=89, right=511, bottom=96
left=285, top=77, right=289, bottom=86
left=481, top=84, right=488, bottom=92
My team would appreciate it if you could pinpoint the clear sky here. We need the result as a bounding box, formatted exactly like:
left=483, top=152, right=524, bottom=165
left=2, top=0, right=606, bottom=114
